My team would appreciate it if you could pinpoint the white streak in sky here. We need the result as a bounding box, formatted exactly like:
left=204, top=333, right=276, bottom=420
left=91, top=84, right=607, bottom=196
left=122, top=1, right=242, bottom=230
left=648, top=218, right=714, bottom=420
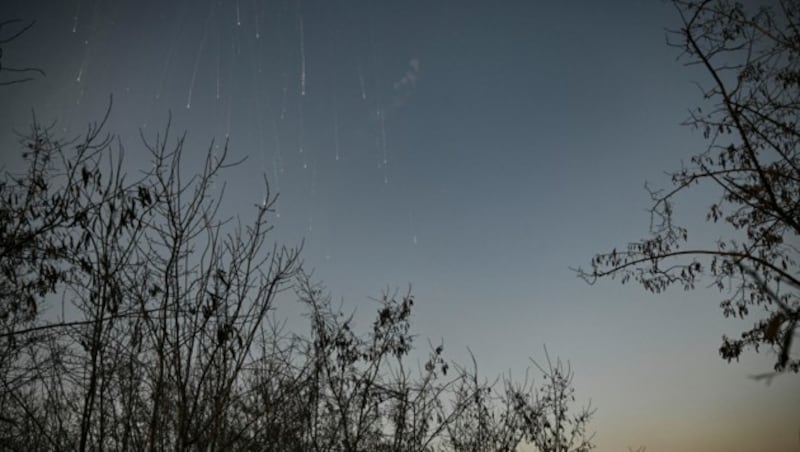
left=272, top=119, right=284, bottom=174
left=76, top=39, right=89, bottom=82
left=72, top=0, right=80, bottom=33
left=298, top=95, right=306, bottom=169
left=333, top=107, right=340, bottom=161
left=156, top=1, right=187, bottom=100
left=272, top=155, right=281, bottom=217
left=409, top=210, right=417, bottom=245
left=215, top=22, right=221, bottom=100
left=298, top=3, right=306, bottom=96
left=187, top=8, right=212, bottom=109
left=378, top=107, right=388, bottom=166
left=225, top=42, right=235, bottom=137
left=308, top=160, right=316, bottom=232
left=236, top=0, right=241, bottom=26
left=253, top=0, right=260, bottom=38
left=280, top=80, right=288, bottom=119
left=358, top=63, right=366, bottom=100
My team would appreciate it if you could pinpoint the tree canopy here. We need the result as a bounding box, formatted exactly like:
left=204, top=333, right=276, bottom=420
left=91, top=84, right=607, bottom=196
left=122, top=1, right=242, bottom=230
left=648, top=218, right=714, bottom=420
left=0, top=87, right=595, bottom=452
left=579, top=0, right=800, bottom=373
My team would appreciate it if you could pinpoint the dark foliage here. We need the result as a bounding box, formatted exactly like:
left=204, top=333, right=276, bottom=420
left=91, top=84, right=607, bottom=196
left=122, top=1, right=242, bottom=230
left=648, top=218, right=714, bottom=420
left=0, top=103, right=594, bottom=451
left=578, top=0, right=800, bottom=373
left=0, top=18, right=44, bottom=86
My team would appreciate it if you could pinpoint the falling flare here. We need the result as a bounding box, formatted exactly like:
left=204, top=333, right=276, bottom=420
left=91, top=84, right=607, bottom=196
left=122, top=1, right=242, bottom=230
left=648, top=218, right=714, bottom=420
left=253, top=0, right=260, bottom=38
left=72, top=0, right=80, bottom=33
left=280, top=84, right=288, bottom=119
left=333, top=95, right=341, bottom=161
left=236, top=0, right=241, bottom=26
left=298, top=2, right=306, bottom=96
left=215, top=28, right=221, bottom=100
left=409, top=211, right=417, bottom=245
left=155, top=1, right=187, bottom=101
left=225, top=42, right=235, bottom=137
left=76, top=39, right=89, bottom=83
left=187, top=6, right=212, bottom=110
left=379, top=107, right=388, bottom=166
left=358, top=63, right=367, bottom=100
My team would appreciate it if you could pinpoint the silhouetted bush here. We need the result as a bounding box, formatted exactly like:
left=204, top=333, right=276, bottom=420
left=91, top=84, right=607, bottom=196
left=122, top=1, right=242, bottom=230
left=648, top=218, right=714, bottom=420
left=0, top=104, right=594, bottom=451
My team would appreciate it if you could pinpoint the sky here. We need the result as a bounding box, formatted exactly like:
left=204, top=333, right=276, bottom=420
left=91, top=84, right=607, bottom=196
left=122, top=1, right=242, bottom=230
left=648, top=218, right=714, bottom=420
left=1, top=0, right=799, bottom=450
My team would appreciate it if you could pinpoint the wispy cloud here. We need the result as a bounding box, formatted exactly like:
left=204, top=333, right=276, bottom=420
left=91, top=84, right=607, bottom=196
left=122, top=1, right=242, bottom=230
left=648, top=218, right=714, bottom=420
left=392, top=58, right=421, bottom=107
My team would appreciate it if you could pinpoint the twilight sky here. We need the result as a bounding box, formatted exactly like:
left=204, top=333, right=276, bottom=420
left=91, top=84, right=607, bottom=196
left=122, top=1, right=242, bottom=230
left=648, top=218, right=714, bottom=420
left=2, top=0, right=799, bottom=450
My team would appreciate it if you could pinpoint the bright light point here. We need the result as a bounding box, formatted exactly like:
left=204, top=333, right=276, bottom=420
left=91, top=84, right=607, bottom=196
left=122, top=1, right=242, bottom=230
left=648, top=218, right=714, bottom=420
left=413, top=235, right=418, bottom=245
left=303, top=163, right=308, bottom=169
left=335, top=155, right=339, bottom=161
left=186, top=103, right=191, bottom=109
left=383, top=159, right=388, bottom=165
left=255, top=33, right=260, bottom=39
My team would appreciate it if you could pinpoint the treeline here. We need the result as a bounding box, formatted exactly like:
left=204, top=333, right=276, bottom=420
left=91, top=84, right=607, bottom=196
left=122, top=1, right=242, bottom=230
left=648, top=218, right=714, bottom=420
left=0, top=104, right=594, bottom=451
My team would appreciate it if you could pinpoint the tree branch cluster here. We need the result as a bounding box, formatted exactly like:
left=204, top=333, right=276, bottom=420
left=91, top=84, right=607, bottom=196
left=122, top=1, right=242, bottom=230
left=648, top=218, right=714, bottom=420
left=578, top=0, right=800, bottom=373
left=0, top=103, right=594, bottom=451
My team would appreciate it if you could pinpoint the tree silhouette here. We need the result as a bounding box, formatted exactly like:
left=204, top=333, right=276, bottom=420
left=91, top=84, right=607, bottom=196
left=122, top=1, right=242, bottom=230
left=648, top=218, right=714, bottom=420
left=0, top=98, right=594, bottom=450
left=0, top=19, right=44, bottom=86
left=577, top=0, right=800, bottom=373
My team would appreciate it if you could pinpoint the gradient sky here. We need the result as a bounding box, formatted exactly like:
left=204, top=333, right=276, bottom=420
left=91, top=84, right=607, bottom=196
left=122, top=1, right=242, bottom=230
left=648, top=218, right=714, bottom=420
left=2, top=1, right=799, bottom=450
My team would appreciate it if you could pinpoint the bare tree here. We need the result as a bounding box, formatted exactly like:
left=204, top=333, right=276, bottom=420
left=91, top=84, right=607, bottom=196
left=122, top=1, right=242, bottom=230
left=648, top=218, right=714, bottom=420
left=0, top=19, right=44, bottom=86
left=0, top=101, right=301, bottom=450
left=577, top=0, right=800, bottom=373
left=1, top=102, right=594, bottom=451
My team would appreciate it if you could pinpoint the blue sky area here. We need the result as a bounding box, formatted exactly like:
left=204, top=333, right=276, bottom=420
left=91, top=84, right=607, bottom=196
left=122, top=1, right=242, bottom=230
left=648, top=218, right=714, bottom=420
left=1, top=1, right=799, bottom=450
